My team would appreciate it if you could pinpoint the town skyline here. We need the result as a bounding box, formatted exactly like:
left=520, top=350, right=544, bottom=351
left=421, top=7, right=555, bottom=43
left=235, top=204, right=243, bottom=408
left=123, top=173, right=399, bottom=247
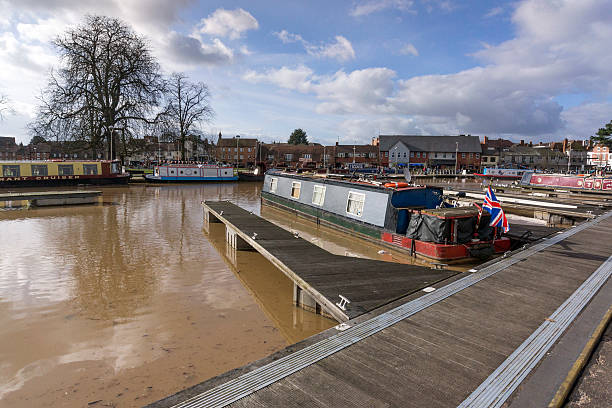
left=1, top=0, right=611, bottom=146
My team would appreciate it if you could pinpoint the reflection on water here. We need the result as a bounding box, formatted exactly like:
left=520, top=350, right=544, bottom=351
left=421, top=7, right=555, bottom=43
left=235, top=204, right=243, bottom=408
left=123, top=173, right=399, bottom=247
left=0, top=182, right=472, bottom=407
left=0, top=183, right=333, bottom=408
left=206, top=222, right=335, bottom=344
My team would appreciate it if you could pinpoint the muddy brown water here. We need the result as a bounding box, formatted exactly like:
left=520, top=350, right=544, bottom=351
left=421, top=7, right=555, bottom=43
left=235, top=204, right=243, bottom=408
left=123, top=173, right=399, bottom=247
left=0, top=183, right=470, bottom=407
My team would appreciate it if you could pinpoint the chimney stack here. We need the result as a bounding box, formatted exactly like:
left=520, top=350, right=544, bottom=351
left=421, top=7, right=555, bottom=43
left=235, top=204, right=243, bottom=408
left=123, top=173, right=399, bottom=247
left=520, top=140, right=524, bottom=146
left=562, top=138, right=568, bottom=153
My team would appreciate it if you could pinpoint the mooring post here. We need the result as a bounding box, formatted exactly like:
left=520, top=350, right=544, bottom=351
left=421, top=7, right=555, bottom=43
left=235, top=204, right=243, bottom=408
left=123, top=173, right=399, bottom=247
left=225, top=225, right=252, bottom=250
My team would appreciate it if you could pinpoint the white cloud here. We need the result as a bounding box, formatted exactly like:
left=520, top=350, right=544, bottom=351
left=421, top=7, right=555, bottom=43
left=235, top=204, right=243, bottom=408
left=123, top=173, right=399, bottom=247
left=307, top=36, right=355, bottom=61
left=161, top=32, right=234, bottom=69
left=244, top=66, right=395, bottom=114
left=484, top=6, right=504, bottom=18
left=274, top=29, right=304, bottom=44
left=197, top=8, right=258, bottom=40
left=16, top=17, right=69, bottom=43
left=561, top=102, right=612, bottom=139
left=275, top=30, right=355, bottom=62
left=350, top=0, right=415, bottom=17
left=244, top=65, right=315, bottom=93
left=399, top=43, right=419, bottom=56
left=250, top=0, right=612, bottom=140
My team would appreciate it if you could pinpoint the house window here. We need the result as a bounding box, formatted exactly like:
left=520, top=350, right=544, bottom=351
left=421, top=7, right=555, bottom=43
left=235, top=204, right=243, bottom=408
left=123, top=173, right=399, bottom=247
left=269, top=177, right=278, bottom=193
left=284, top=154, right=293, bottom=161
left=385, top=152, right=389, bottom=157
left=483, top=157, right=488, bottom=163
left=83, top=164, right=98, bottom=175
left=312, top=185, right=326, bottom=206
left=403, top=152, right=407, bottom=158
left=303, top=154, right=311, bottom=159
left=422, top=152, right=427, bottom=158
left=268, top=154, right=274, bottom=160
left=240, top=155, right=244, bottom=159
left=31, top=165, right=48, bottom=176
left=469, top=153, right=473, bottom=158
left=410, top=152, right=414, bottom=157
left=248, top=148, right=251, bottom=152
left=369, top=152, right=377, bottom=158
left=58, top=164, right=74, bottom=175
left=240, top=148, right=243, bottom=152
left=391, top=152, right=395, bottom=158
left=416, top=152, right=421, bottom=158
left=476, top=153, right=480, bottom=158
left=462, top=153, right=466, bottom=158
left=291, top=181, right=301, bottom=199
left=346, top=191, right=365, bottom=217
left=338, top=152, right=346, bottom=158
left=2, top=165, right=20, bottom=177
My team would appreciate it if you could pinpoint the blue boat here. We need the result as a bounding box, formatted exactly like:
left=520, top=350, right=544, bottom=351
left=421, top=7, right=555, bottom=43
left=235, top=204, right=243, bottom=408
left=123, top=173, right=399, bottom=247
left=145, top=163, right=238, bottom=182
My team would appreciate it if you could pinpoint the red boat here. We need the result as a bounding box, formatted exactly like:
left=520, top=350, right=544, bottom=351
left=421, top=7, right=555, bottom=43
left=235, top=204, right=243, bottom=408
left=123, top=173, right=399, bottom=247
left=381, top=207, right=511, bottom=261
left=521, top=172, right=612, bottom=191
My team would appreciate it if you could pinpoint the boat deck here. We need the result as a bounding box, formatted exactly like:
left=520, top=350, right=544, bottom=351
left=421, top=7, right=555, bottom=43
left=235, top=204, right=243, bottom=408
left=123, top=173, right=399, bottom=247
left=202, top=200, right=458, bottom=322
left=150, top=210, right=612, bottom=408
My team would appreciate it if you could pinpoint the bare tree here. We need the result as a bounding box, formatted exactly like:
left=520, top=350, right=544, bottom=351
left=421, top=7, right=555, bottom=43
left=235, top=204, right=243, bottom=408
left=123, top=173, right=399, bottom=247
left=0, top=93, right=12, bottom=120
left=30, top=15, right=165, bottom=160
left=160, top=72, right=214, bottom=160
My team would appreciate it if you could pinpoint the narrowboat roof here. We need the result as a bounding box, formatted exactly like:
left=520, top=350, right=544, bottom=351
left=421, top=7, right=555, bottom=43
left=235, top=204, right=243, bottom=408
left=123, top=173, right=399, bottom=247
left=266, top=171, right=441, bottom=194
left=417, top=206, right=480, bottom=219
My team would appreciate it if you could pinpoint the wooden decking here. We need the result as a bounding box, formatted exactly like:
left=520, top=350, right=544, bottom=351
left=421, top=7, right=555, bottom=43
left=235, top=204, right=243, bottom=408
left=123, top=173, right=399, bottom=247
left=150, top=208, right=612, bottom=408
left=202, top=200, right=458, bottom=322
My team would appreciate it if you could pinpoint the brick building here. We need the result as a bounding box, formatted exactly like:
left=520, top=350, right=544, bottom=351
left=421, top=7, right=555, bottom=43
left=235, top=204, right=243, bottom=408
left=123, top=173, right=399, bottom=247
left=0, top=136, right=18, bottom=160
left=216, top=133, right=259, bottom=168
left=377, top=135, right=482, bottom=170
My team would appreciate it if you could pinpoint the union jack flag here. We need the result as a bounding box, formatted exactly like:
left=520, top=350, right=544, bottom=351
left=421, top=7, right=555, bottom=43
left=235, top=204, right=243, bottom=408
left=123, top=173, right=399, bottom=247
left=482, top=186, right=510, bottom=233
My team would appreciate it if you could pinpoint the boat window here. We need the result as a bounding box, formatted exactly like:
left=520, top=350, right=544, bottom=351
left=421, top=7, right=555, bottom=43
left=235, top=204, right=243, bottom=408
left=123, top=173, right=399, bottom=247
left=346, top=191, right=365, bottom=217
left=2, top=165, right=20, bottom=177
left=111, top=162, right=120, bottom=174
left=269, top=177, right=278, bottom=193
left=58, top=164, right=74, bottom=175
left=312, top=185, right=326, bottom=206
left=291, top=181, right=301, bottom=199
left=83, top=164, right=98, bottom=175
left=31, top=165, right=48, bottom=176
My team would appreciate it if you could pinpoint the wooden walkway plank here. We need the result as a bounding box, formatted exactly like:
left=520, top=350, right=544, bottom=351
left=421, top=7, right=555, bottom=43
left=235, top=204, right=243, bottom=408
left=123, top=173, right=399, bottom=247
left=202, top=200, right=459, bottom=321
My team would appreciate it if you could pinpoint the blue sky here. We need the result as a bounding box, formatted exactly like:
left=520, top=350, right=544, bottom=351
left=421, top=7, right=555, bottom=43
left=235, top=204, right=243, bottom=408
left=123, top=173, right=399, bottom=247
left=1, top=0, right=611, bottom=145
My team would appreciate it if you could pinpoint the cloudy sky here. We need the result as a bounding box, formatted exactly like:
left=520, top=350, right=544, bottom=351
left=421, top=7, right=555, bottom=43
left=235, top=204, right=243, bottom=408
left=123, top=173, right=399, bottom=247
left=0, top=0, right=611, bottom=145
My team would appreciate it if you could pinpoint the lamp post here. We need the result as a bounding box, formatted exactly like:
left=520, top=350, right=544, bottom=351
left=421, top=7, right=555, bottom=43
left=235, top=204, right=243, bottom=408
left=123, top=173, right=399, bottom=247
left=455, top=141, right=459, bottom=173
left=235, top=135, right=240, bottom=169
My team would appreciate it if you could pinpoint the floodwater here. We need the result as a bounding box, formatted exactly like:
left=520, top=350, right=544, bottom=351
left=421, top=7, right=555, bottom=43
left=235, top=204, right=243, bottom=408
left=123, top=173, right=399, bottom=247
left=0, top=183, right=455, bottom=408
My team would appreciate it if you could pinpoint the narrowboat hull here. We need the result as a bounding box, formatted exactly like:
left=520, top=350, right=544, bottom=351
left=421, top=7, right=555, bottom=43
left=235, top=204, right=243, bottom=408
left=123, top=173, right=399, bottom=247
left=475, top=168, right=527, bottom=180
left=146, top=164, right=238, bottom=182
left=1, top=160, right=128, bottom=188
left=261, top=191, right=511, bottom=263
left=521, top=172, right=612, bottom=191
left=145, top=175, right=238, bottom=182
left=0, top=174, right=130, bottom=187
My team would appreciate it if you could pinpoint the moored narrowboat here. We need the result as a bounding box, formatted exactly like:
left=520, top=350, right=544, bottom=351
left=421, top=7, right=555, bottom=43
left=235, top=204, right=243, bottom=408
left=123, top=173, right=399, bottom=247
left=520, top=171, right=612, bottom=191
left=261, top=172, right=511, bottom=262
left=145, top=163, right=238, bottom=182
left=0, top=160, right=129, bottom=187
left=474, top=167, right=528, bottom=180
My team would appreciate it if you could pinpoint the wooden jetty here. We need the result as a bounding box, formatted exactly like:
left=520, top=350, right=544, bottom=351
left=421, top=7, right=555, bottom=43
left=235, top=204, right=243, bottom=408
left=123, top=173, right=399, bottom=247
left=150, top=208, right=612, bottom=408
left=0, top=190, right=102, bottom=207
left=202, top=201, right=458, bottom=322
